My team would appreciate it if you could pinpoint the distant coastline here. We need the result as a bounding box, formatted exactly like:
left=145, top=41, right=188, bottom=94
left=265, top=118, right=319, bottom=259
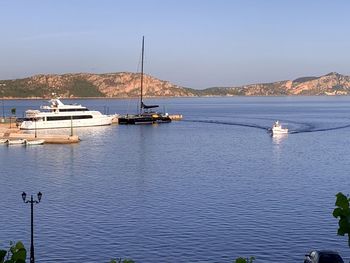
left=1, top=71, right=350, bottom=98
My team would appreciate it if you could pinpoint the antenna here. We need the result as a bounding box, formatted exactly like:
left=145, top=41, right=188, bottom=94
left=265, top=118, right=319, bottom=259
left=140, top=36, right=144, bottom=114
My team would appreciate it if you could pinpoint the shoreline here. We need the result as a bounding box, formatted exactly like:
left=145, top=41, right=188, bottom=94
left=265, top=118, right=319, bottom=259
left=0, top=94, right=348, bottom=100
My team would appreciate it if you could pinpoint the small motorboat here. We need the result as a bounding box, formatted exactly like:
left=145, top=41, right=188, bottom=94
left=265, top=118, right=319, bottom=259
left=272, top=121, right=288, bottom=134
left=25, top=139, right=45, bottom=146
left=6, top=139, right=26, bottom=145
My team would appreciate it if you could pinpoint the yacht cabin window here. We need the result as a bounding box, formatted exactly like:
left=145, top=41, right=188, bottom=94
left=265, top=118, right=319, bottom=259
left=47, top=115, right=93, bottom=121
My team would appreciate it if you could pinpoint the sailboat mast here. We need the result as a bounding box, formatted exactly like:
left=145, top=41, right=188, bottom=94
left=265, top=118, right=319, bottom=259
left=140, top=36, right=145, bottom=113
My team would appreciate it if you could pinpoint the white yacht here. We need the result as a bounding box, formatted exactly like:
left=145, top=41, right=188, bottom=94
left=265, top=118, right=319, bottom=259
left=272, top=121, right=288, bottom=134
left=20, top=96, right=115, bottom=130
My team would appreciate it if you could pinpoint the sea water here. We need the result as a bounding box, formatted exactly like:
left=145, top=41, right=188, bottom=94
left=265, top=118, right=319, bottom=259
left=0, top=96, right=350, bottom=262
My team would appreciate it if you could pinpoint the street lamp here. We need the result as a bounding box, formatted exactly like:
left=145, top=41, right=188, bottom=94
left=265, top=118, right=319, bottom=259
left=22, top=192, right=42, bottom=263
left=0, top=98, right=4, bottom=123
left=0, top=83, right=6, bottom=122
left=34, top=118, right=37, bottom=138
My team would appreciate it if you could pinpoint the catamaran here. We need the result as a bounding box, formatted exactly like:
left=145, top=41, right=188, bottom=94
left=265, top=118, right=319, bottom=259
left=20, top=95, right=116, bottom=130
left=118, top=36, right=171, bottom=125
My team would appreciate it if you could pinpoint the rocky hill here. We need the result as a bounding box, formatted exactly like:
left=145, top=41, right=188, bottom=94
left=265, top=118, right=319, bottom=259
left=222, top=72, right=350, bottom=96
left=0, top=72, right=197, bottom=98
left=0, top=72, right=350, bottom=98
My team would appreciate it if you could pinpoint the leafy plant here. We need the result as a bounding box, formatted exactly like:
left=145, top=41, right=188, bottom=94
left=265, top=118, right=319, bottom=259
left=333, top=192, right=350, bottom=246
left=68, top=78, right=104, bottom=97
left=109, top=259, right=135, bottom=263
left=0, top=241, right=27, bottom=263
left=234, top=256, right=255, bottom=263
left=110, top=258, right=255, bottom=263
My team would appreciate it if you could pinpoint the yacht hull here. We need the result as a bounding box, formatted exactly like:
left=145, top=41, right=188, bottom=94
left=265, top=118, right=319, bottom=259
left=7, top=139, right=26, bottom=145
left=20, top=116, right=113, bottom=130
left=118, top=114, right=171, bottom=125
left=272, top=130, right=288, bottom=134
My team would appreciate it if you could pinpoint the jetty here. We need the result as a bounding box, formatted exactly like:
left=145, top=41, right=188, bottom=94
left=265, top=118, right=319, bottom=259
left=169, top=114, right=183, bottom=121
left=0, top=122, right=80, bottom=144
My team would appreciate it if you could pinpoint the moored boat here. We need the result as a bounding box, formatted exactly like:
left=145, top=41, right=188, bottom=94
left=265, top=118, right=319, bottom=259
left=118, top=36, right=172, bottom=125
left=0, top=139, right=8, bottom=144
left=25, top=139, right=45, bottom=145
left=20, top=95, right=116, bottom=130
left=118, top=112, right=171, bottom=125
left=6, top=139, right=26, bottom=145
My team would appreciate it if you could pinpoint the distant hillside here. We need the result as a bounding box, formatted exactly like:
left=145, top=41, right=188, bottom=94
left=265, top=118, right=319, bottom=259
left=1, top=72, right=350, bottom=98
left=214, top=72, right=350, bottom=96
left=0, top=72, right=197, bottom=98
left=292, top=76, right=319, bottom=83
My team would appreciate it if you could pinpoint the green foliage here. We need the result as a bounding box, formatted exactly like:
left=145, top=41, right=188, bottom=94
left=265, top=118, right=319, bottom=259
left=67, top=78, right=104, bottom=97
left=0, top=251, right=6, bottom=262
left=0, top=79, right=46, bottom=98
left=0, top=242, right=254, bottom=263
left=333, top=192, right=350, bottom=247
left=109, top=259, right=135, bottom=263
left=109, top=257, right=256, bottom=263
left=0, top=244, right=256, bottom=263
left=332, top=85, right=346, bottom=91
left=199, top=87, right=245, bottom=96
left=0, top=241, right=27, bottom=263
left=0, top=77, right=104, bottom=98
left=234, top=256, right=255, bottom=263
left=292, top=76, right=318, bottom=84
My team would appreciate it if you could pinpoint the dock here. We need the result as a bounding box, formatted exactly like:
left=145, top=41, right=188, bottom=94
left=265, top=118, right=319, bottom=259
left=169, top=114, right=183, bottom=121
left=2, top=133, right=80, bottom=144
left=0, top=122, right=80, bottom=144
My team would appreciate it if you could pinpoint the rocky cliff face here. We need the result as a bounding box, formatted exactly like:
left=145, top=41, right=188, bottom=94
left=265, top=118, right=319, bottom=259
left=23, top=72, right=196, bottom=98
left=1, top=72, right=350, bottom=98
left=226, top=72, right=350, bottom=96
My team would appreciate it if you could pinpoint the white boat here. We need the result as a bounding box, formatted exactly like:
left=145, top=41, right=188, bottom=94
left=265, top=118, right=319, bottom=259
left=6, top=139, right=26, bottom=145
left=272, top=121, right=288, bottom=134
left=20, top=95, right=116, bottom=130
left=25, top=139, right=45, bottom=145
left=0, top=139, right=8, bottom=144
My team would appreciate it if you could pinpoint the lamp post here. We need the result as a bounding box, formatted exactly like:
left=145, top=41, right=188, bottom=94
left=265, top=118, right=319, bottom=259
left=0, top=83, right=5, bottom=122
left=1, top=98, right=4, bottom=121
left=22, top=191, right=42, bottom=263
left=34, top=118, right=37, bottom=138
left=70, top=115, right=73, bottom=136
left=0, top=99, right=4, bottom=123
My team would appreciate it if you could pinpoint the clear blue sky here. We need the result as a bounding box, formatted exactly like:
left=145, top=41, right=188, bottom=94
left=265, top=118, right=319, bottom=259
left=1, top=0, right=350, bottom=88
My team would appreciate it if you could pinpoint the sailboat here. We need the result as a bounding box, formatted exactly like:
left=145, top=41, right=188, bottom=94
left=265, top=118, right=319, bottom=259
left=118, top=36, right=172, bottom=125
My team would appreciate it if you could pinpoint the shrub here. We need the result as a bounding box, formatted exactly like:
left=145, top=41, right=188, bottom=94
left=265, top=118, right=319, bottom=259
left=0, top=241, right=26, bottom=263
left=333, top=192, right=350, bottom=247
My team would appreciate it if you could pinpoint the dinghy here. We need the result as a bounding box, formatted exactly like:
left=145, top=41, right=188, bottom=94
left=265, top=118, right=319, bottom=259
left=7, top=139, right=26, bottom=145
left=26, top=139, right=45, bottom=146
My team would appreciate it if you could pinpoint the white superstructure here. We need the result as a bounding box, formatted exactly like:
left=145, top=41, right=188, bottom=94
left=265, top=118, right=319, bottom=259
left=20, top=96, right=115, bottom=130
left=272, top=121, right=288, bottom=134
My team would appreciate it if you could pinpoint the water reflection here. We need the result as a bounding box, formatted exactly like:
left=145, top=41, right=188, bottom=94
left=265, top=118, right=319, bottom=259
left=3, top=97, right=350, bottom=262
left=22, top=125, right=113, bottom=138
left=271, top=133, right=288, bottom=145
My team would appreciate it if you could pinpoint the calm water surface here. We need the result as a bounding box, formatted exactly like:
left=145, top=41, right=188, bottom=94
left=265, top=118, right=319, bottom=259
left=1, top=97, right=350, bottom=262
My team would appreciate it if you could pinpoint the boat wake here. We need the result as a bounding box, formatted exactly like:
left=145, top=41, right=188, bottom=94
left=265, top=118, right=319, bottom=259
left=184, top=120, right=269, bottom=130
left=184, top=119, right=350, bottom=134
left=290, top=123, right=350, bottom=134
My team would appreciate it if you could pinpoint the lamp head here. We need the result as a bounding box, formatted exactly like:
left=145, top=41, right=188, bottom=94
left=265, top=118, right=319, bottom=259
left=21, top=192, right=26, bottom=202
left=37, top=192, right=42, bottom=202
